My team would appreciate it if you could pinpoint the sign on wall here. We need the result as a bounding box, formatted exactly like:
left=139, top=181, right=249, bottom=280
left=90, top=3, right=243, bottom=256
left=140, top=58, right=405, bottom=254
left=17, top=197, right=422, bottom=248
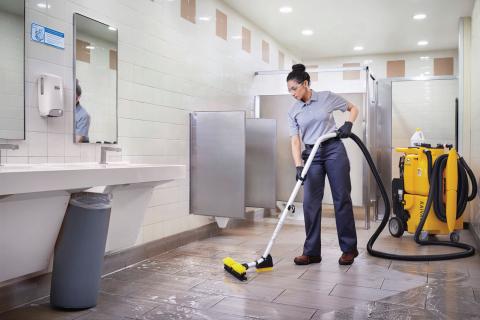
left=31, top=23, right=65, bottom=49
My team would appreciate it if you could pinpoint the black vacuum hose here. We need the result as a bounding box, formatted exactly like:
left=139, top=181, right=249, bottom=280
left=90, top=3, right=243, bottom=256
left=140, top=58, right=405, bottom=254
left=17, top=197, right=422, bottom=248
left=348, top=133, right=476, bottom=261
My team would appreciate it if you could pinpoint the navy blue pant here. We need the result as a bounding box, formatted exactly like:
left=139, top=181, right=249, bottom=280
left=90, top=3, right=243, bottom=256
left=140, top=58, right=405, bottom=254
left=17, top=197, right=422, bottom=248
left=301, top=139, right=357, bottom=255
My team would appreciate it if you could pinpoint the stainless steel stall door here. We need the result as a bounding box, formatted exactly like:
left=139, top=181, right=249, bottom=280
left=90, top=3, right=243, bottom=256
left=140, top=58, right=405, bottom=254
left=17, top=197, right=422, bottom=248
left=190, top=112, right=245, bottom=218
left=245, top=119, right=277, bottom=209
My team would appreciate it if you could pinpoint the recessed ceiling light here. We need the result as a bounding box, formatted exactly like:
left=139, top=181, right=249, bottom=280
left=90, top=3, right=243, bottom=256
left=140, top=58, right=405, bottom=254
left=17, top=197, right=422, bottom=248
left=85, top=45, right=95, bottom=50
left=417, top=40, right=429, bottom=46
left=198, top=16, right=211, bottom=21
left=353, top=46, right=364, bottom=51
left=413, top=13, right=427, bottom=20
left=279, top=6, right=292, bottom=13
left=37, top=3, right=51, bottom=9
left=420, top=56, right=430, bottom=60
left=108, top=26, right=117, bottom=31
left=301, top=29, right=313, bottom=36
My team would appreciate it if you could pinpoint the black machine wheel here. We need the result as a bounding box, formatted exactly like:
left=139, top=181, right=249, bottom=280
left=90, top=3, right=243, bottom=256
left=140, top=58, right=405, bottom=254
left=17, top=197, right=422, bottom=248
left=450, top=232, right=460, bottom=243
left=388, top=217, right=404, bottom=237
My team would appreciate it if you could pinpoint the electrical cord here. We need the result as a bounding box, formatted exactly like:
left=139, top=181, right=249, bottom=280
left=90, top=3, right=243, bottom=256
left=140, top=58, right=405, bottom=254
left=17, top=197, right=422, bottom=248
left=348, top=133, right=476, bottom=261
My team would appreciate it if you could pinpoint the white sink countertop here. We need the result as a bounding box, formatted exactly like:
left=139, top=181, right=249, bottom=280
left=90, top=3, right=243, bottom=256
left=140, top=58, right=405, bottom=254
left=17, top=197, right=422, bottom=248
left=0, top=162, right=186, bottom=196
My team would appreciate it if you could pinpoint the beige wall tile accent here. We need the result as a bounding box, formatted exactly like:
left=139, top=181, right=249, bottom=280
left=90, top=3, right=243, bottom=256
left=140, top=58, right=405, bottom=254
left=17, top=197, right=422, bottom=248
left=216, top=9, right=227, bottom=40
left=109, top=49, right=117, bottom=70
left=181, top=0, right=196, bottom=24
left=343, top=63, right=360, bottom=80
left=76, top=39, right=90, bottom=63
left=262, top=40, right=269, bottom=63
left=278, top=51, right=285, bottom=69
left=387, top=60, right=405, bottom=78
left=306, top=65, right=318, bottom=82
left=434, top=57, right=454, bottom=76
left=242, top=27, right=251, bottom=53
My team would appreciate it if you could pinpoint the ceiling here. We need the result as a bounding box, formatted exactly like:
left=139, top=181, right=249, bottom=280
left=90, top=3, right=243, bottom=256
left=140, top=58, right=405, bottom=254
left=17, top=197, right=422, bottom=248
left=222, top=0, right=475, bottom=60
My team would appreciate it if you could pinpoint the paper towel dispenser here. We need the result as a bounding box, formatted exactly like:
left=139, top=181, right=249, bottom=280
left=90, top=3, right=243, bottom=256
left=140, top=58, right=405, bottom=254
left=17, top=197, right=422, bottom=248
left=38, top=74, right=64, bottom=117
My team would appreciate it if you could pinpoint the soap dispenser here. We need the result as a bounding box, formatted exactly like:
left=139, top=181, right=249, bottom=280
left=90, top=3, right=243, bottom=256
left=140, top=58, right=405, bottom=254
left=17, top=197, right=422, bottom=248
left=38, top=74, right=64, bottom=117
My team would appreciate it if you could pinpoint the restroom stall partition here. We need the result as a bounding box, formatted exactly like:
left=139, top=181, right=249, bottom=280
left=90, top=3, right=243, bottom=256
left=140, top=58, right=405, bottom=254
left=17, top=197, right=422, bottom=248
left=374, top=76, right=459, bottom=220
left=189, top=111, right=276, bottom=220
left=253, top=67, right=376, bottom=229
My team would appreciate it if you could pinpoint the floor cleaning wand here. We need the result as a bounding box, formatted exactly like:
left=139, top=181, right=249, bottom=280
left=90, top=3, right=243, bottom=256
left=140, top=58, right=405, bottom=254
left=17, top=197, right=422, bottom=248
left=223, top=132, right=338, bottom=281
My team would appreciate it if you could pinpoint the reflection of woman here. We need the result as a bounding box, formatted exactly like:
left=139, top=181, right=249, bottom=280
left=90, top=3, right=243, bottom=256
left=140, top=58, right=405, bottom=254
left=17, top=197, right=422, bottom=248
left=286, top=64, right=360, bottom=266
left=75, top=80, right=90, bottom=143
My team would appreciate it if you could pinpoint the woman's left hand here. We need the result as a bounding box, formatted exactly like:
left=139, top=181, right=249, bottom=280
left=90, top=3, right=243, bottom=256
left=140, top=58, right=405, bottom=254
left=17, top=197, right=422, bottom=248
left=338, top=121, right=353, bottom=138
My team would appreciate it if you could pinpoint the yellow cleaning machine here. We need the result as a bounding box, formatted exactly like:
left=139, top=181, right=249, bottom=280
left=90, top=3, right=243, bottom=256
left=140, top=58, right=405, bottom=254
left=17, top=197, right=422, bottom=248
left=389, top=144, right=476, bottom=243
left=224, top=133, right=477, bottom=282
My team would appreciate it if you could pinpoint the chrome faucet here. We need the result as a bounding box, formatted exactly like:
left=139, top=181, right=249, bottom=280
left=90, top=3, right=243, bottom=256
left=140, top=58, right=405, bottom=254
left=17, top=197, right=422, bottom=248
left=0, top=144, right=19, bottom=166
left=100, top=146, right=121, bottom=164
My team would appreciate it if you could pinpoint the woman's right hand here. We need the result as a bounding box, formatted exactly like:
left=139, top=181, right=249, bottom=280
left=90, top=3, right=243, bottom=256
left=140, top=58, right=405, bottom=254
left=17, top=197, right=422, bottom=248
left=296, top=166, right=306, bottom=184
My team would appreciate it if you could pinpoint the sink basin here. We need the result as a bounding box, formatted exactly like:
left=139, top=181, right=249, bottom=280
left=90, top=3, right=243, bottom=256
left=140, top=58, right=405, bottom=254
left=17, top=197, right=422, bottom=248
left=0, top=162, right=186, bottom=196
left=0, top=161, right=186, bottom=283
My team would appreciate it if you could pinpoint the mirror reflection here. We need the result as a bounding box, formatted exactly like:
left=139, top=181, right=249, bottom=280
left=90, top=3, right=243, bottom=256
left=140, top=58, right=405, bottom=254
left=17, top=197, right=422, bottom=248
left=0, top=0, right=24, bottom=140
left=74, top=13, right=117, bottom=144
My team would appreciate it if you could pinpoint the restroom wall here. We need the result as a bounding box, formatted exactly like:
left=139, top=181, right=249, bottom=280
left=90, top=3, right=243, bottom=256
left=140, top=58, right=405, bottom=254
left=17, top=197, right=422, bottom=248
left=0, top=11, right=24, bottom=140
left=305, top=49, right=458, bottom=80
left=3, top=0, right=298, bottom=245
left=470, top=0, right=480, bottom=239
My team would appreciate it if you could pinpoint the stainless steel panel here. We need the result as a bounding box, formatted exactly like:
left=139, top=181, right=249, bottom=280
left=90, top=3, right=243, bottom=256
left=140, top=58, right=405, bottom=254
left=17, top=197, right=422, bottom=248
left=190, top=112, right=245, bottom=218
left=259, top=95, right=303, bottom=203
left=245, top=119, right=276, bottom=208
left=375, top=80, right=393, bottom=219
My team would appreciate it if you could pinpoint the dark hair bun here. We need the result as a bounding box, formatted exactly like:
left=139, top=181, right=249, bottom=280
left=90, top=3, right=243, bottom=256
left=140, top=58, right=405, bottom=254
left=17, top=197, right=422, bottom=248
left=292, top=64, right=306, bottom=72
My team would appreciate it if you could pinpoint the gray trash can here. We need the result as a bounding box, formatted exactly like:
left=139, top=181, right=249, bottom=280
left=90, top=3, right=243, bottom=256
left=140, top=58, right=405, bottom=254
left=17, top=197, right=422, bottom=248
left=50, top=192, right=112, bottom=309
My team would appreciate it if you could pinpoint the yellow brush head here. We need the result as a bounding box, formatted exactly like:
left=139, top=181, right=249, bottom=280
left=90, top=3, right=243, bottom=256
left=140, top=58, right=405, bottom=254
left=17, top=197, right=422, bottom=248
left=223, top=257, right=247, bottom=281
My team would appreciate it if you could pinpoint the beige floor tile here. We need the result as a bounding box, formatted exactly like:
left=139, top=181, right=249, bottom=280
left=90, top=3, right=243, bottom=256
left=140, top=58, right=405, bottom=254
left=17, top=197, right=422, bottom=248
left=139, top=302, right=254, bottom=320
left=300, top=269, right=384, bottom=289
left=378, top=286, right=427, bottom=308
left=311, top=301, right=443, bottom=320
left=273, top=288, right=363, bottom=312
left=191, top=280, right=285, bottom=302
left=381, top=278, right=426, bottom=291
left=127, top=284, right=224, bottom=310
left=248, top=275, right=336, bottom=295
left=93, top=293, right=159, bottom=318
left=210, top=296, right=316, bottom=320
left=2, top=217, right=480, bottom=319
left=330, top=284, right=399, bottom=301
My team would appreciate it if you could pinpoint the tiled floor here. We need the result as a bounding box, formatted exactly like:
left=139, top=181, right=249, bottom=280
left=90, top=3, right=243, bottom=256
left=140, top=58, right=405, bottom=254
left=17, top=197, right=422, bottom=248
left=1, top=217, right=480, bottom=319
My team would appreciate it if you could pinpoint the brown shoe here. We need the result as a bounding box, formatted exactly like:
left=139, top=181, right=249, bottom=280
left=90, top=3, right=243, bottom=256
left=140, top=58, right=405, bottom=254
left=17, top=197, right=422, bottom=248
left=338, top=249, right=359, bottom=265
left=294, top=255, right=322, bottom=265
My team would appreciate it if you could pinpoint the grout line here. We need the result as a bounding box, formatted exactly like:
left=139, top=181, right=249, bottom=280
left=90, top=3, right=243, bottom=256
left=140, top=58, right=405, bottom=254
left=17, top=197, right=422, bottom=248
left=271, top=288, right=287, bottom=302
left=328, top=283, right=338, bottom=296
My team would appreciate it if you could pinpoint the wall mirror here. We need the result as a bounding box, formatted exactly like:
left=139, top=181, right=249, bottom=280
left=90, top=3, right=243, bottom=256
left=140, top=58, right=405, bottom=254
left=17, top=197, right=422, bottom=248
left=73, top=13, right=117, bottom=143
left=0, top=0, right=25, bottom=140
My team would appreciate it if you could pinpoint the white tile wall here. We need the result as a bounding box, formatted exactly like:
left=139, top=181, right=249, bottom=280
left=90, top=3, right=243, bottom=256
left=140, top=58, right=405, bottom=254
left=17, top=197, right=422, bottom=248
left=470, top=0, right=480, bottom=238
left=391, top=79, right=458, bottom=178
left=305, top=50, right=459, bottom=79
left=12, top=0, right=298, bottom=245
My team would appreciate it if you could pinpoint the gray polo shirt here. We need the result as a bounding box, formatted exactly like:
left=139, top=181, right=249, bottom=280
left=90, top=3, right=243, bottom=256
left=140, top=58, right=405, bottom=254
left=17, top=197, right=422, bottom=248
left=288, top=90, right=348, bottom=144
left=75, top=103, right=90, bottom=138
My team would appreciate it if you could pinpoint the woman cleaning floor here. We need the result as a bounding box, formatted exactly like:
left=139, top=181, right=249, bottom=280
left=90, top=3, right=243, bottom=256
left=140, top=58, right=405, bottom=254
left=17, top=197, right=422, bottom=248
left=286, top=64, right=360, bottom=265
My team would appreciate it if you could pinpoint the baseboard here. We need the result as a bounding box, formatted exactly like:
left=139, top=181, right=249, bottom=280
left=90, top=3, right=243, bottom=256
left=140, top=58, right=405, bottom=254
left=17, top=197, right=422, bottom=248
left=0, top=222, right=219, bottom=314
